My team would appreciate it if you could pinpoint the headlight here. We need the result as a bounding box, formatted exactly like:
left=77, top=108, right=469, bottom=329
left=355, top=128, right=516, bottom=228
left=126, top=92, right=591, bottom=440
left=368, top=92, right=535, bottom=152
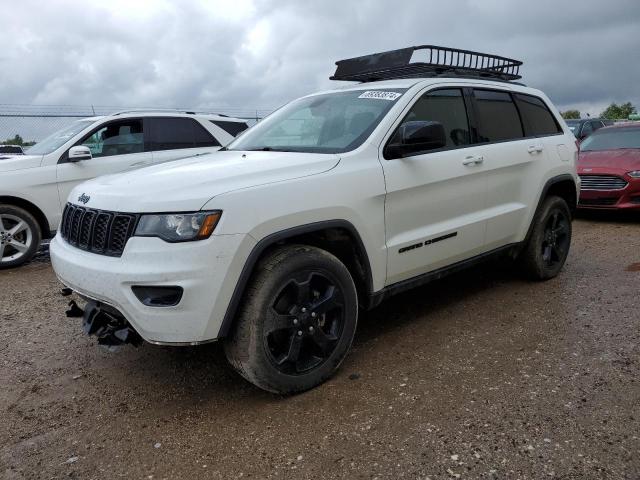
left=135, top=211, right=221, bottom=242
left=628, top=171, right=640, bottom=178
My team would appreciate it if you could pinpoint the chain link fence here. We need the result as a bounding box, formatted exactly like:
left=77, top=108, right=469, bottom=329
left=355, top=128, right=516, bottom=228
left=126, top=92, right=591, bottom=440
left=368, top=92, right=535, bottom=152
left=0, top=104, right=274, bottom=145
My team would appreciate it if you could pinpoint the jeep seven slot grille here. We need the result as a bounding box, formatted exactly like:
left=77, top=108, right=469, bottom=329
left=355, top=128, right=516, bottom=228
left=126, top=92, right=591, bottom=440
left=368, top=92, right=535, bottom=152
left=60, top=203, right=139, bottom=257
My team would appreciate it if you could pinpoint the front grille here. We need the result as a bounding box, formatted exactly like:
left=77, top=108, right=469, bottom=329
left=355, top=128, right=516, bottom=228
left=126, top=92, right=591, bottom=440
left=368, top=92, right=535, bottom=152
left=60, top=203, right=139, bottom=257
left=579, top=175, right=628, bottom=191
left=579, top=197, right=619, bottom=206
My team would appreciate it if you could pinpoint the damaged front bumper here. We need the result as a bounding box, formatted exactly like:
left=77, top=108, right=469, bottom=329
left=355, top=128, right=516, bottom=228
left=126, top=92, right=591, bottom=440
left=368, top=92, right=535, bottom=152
left=50, top=233, right=256, bottom=345
left=82, top=300, right=143, bottom=347
left=65, top=295, right=142, bottom=347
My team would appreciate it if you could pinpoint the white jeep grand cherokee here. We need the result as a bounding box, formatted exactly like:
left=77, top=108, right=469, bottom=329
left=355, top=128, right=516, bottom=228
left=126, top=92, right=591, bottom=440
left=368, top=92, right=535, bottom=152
left=51, top=46, right=579, bottom=394
left=0, top=110, right=248, bottom=268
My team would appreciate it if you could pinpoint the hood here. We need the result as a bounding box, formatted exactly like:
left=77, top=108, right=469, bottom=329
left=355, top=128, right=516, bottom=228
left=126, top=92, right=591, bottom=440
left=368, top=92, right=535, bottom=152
left=578, top=149, right=640, bottom=175
left=68, top=150, right=341, bottom=212
left=0, top=154, right=43, bottom=172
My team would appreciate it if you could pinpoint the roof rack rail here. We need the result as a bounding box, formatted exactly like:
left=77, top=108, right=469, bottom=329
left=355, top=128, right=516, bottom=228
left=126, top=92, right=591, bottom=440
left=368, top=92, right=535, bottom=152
left=330, top=45, right=522, bottom=83
left=109, top=109, right=229, bottom=117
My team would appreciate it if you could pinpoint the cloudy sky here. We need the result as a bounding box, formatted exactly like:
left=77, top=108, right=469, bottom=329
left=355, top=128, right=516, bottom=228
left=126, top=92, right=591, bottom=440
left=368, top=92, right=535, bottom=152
left=3, top=0, right=640, bottom=119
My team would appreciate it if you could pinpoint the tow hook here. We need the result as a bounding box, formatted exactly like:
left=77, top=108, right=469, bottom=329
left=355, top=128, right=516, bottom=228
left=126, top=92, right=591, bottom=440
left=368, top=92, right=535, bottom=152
left=66, top=300, right=84, bottom=318
left=82, top=301, right=143, bottom=348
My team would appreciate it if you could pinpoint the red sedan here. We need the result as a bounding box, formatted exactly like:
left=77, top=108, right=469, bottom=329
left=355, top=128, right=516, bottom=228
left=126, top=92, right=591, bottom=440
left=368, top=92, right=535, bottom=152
left=577, top=124, right=640, bottom=209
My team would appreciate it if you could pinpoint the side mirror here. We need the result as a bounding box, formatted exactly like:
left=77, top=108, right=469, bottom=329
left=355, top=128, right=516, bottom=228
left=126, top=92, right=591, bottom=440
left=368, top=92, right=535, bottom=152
left=68, top=145, right=92, bottom=162
left=385, top=121, right=447, bottom=159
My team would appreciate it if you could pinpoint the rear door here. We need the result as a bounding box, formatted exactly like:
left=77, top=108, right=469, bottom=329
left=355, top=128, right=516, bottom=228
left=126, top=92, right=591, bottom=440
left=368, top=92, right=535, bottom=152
left=464, top=89, right=540, bottom=248
left=381, top=87, right=488, bottom=285
left=469, top=89, right=565, bottom=248
left=56, top=117, right=151, bottom=207
left=147, top=117, right=222, bottom=165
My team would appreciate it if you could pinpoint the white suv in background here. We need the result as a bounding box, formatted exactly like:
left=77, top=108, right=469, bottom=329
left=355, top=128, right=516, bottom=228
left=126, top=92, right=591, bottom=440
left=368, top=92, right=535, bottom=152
left=51, top=46, right=579, bottom=394
left=0, top=111, right=249, bottom=268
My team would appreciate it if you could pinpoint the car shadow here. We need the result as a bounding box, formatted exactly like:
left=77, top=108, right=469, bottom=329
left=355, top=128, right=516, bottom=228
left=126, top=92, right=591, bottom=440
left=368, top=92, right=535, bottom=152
left=354, top=258, right=523, bottom=345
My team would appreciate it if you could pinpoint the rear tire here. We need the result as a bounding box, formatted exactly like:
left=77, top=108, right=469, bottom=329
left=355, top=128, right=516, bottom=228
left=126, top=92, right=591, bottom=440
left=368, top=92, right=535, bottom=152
left=0, top=205, right=41, bottom=269
left=520, top=196, right=572, bottom=280
left=224, top=244, right=358, bottom=394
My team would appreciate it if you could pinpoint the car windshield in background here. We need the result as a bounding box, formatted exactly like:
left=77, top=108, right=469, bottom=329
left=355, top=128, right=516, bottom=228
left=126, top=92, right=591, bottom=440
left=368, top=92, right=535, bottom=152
left=27, top=120, right=95, bottom=155
left=0, top=145, right=23, bottom=154
left=565, top=120, right=580, bottom=131
left=580, top=128, right=640, bottom=151
left=226, top=89, right=408, bottom=154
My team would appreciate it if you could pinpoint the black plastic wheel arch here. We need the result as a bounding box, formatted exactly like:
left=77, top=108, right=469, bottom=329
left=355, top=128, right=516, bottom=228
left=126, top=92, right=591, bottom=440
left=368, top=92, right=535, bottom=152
left=218, top=220, right=373, bottom=338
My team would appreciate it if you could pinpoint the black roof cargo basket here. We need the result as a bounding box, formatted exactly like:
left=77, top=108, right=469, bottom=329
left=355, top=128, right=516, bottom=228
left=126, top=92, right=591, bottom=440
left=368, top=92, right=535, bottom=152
left=330, top=45, right=522, bottom=83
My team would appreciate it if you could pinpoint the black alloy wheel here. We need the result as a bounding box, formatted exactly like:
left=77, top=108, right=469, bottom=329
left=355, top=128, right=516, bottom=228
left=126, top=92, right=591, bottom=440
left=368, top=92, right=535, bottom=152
left=264, top=271, right=345, bottom=375
left=224, top=244, right=358, bottom=394
left=541, top=210, right=570, bottom=268
left=520, top=195, right=572, bottom=280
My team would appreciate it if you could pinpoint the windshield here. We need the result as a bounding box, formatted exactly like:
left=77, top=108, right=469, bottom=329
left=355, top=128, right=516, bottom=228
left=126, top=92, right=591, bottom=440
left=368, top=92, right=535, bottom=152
left=580, top=128, right=640, bottom=151
left=27, top=120, right=95, bottom=155
left=227, top=89, right=407, bottom=154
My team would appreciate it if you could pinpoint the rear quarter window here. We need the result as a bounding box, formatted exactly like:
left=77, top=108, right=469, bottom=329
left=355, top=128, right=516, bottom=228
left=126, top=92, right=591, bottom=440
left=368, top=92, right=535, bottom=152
left=473, top=89, right=524, bottom=143
left=514, top=94, right=562, bottom=137
left=211, top=120, right=249, bottom=137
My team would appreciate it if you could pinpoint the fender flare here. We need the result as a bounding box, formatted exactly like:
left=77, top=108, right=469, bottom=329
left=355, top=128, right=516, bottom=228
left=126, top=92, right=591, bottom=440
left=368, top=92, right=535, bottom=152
left=218, top=219, right=373, bottom=338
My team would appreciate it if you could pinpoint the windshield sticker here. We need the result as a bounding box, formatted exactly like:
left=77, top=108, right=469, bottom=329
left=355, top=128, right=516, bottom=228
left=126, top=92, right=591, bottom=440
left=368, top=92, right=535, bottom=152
left=358, top=91, right=402, bottom=101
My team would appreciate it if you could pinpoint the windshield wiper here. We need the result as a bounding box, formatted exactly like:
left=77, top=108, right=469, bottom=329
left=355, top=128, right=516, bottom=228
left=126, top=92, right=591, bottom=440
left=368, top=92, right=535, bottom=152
left=244, top=146, right=301, bottom=152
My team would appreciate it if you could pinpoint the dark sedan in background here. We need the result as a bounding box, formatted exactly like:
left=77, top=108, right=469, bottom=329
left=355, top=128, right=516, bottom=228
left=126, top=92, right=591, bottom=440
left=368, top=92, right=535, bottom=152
left=567, top=118, right=614, bottom=141
left=578, top=124, right=640, bottom=209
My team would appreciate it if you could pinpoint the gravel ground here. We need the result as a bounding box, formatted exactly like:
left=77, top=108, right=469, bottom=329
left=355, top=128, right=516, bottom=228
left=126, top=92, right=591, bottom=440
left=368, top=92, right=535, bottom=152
left=1, top=214, right=639, bottom=479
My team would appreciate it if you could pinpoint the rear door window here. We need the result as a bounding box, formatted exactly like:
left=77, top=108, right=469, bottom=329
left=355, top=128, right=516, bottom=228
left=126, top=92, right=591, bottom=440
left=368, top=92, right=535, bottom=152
left=148, top=118, right=220, bottom=151
left=473, top=89, right=523, bottom=143
left=513, top=94, right=562, bottom=137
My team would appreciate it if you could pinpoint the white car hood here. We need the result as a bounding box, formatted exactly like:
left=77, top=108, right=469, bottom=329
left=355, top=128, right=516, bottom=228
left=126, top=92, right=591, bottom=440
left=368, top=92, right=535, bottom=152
left=69, top=150, right=341, bottom=212
left=0, top=154, right=43, bottom=172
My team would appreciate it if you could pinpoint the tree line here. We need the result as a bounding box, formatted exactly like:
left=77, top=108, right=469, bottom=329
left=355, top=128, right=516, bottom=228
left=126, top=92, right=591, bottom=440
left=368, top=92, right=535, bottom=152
left=561, top=102, right=637, bottom=120
left=1, top=134, right=36, bottom=147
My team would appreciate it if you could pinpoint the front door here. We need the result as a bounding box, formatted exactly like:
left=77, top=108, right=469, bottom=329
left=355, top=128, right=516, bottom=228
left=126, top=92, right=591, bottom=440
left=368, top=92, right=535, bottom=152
left=381, top=87, right=488, bottom=285
left=56, top=118, right=151, bottom=207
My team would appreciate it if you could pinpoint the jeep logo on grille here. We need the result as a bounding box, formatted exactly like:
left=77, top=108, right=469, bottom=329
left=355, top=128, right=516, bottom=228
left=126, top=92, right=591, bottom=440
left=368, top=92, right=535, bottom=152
left=78, top=193, right=91, bottom=204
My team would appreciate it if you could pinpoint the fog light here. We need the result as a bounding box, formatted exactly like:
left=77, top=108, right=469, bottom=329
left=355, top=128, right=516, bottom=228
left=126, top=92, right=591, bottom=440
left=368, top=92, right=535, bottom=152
left=132, top=286, right=183, bottom=307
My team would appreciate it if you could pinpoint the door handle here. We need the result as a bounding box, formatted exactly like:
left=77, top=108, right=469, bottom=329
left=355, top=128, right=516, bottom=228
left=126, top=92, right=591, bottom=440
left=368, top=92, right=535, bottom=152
left=527, top=145, right=544, bottom=154
left=463, top=155, right=484, bottom=166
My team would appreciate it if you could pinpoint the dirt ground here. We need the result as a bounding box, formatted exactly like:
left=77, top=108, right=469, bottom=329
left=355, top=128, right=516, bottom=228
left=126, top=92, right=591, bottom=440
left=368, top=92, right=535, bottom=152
left=1, top=213, right=639, bottom=479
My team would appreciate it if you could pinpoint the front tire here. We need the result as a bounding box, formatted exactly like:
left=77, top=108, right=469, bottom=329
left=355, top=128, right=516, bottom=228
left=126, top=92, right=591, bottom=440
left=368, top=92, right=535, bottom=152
left=224, top=245, right=358, bottom=394
left=520, top=196, right=572, bottom=280
left=0, top=205, right=41, bottom=269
